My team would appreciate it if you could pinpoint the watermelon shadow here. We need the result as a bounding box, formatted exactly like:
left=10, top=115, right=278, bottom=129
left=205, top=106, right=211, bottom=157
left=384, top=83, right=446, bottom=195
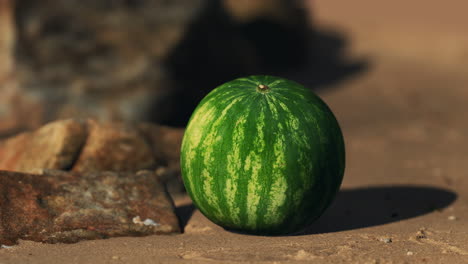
left=175, top=203, right=196, bottom=233
left=298, top=185, right=457, bottom=235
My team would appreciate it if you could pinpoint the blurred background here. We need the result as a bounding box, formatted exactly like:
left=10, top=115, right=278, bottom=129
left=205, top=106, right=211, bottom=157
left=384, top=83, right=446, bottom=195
left=0, top=0, right=366, bottom=134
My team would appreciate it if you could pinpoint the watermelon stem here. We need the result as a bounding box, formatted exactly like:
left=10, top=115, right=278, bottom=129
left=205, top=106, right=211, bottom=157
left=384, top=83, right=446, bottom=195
left=257, top=84, right=270, bottom=93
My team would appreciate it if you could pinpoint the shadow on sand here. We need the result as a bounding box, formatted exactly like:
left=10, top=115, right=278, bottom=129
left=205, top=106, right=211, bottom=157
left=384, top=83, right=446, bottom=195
left=175, top=203, right=196, bottom=233
left=298, top=185, right=457, bottom=235
left=175, top=185, right=457, bottom=235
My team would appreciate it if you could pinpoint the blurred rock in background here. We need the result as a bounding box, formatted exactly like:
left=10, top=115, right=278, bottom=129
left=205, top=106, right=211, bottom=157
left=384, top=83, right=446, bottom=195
left=0, top=0, right=364, bottom=135
left=0, top=0, right=14, bottom=81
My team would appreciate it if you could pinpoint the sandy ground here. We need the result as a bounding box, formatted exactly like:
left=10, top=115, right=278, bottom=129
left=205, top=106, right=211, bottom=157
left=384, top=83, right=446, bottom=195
left=1, top=0, right=468, bottom=263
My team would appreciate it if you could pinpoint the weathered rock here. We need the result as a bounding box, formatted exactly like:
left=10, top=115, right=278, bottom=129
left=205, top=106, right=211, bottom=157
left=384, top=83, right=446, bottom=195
left=138, top=123, right=184, bottom=170
left=0, top=170, right=180, bottom=245
left=0, top=81, right=48, bottom=138
left=0, top=119, right=185, bottom=174
left=0, top=0, right=14, bottom=81
left=0, top=119, right=87, bottom=173
left=0, top=0, right=44, bottom=137
left=0, top=119, right=186, bottom=195
left=138, top=123, right=185, bottom=194
left=6, top=0, right=208, bottom=132
left=71, top=120, right=157, bottom=173
left=0, top=0, right=312, bottom=137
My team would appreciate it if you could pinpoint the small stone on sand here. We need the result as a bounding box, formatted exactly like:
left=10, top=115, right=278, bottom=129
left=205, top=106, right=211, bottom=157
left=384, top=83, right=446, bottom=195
left=415, top=229, right=427, bottom=239
left=380, top=238, right=392, bottom=243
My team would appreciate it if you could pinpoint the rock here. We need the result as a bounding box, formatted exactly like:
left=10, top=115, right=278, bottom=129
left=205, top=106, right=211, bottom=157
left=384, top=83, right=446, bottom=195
left=0, top=82, right=47, bottom=138
left=0, top=0, right=45, bottom=138
left=0, top=0, right=14, bottom=82
left=0, top=119, right=186, bottom=195
left=0, top=119, right=178, bottom=174
left=0, top=170, right=180, bottom=245
left=0, top=119, right=87, bottom=173
left=138, top=123, right=185, bottom=195
left=379, top=237, right=393, bottom=243
left=72, top=120, right=157, bottom=173
left=0, top=0, right=312, bottom=136
left=138, top=123, right=184, bottom=170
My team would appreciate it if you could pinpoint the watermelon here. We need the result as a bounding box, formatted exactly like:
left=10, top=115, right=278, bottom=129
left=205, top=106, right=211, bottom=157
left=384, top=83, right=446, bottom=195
left=180, top=75, right=345, bottom=235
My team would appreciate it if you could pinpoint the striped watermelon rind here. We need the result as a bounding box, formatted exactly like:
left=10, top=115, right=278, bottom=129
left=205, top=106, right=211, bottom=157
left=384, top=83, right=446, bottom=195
left=180, top=75, right=345, bottom=235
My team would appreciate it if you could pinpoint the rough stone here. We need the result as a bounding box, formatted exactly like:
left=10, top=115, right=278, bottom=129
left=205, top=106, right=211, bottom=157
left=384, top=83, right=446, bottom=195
left=0, top=0, right=45, bottom=138
left=71, top=120, right=157, bottom=173
left=0, top=170, right=180, bottom=245
left=0, top=119, right=87, bottom=173
left=138, top=123, right=184, bottom=171
left=0, top=0, right=312, bottom=137
left=0, top=0, right=14, bottom=82
left=138, top=123, right=185, bottom=195
left=0, top=119, right=186, bottom=195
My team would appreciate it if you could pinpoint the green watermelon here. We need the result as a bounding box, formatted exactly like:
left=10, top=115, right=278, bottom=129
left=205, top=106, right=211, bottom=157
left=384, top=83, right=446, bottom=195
left=180, top=75, right=345, bottom=235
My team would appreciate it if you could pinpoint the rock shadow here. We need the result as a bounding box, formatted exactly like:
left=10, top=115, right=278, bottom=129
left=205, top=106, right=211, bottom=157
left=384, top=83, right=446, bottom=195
left=298, top=185, right=457, bottom=235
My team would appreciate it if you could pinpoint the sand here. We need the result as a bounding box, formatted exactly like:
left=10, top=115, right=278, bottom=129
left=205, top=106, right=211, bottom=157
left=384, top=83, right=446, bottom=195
left=1, top=0, right=467, bottom=263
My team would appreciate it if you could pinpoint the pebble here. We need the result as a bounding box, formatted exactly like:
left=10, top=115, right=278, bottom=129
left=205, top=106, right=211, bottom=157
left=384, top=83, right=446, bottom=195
left=448, top=215, right=457, bottom=221
left=380, top=238, right=392, bottom=243
left=407, top=251, right=414, bottom=256
left=416, top=229, right=427, bottom=239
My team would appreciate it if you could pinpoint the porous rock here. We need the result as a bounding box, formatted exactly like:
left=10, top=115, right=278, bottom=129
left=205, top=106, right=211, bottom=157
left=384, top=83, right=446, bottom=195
left=138, top=123, right=185, bottom=195
left=0, top=170, right=180, bottom=245
left=71, top=120, right=157, bottom=172
left=0, top=119, right=187, bottom=195
left=138, top=123, right=184, bottom=171
left=0, top=119, right=87, bottom=173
